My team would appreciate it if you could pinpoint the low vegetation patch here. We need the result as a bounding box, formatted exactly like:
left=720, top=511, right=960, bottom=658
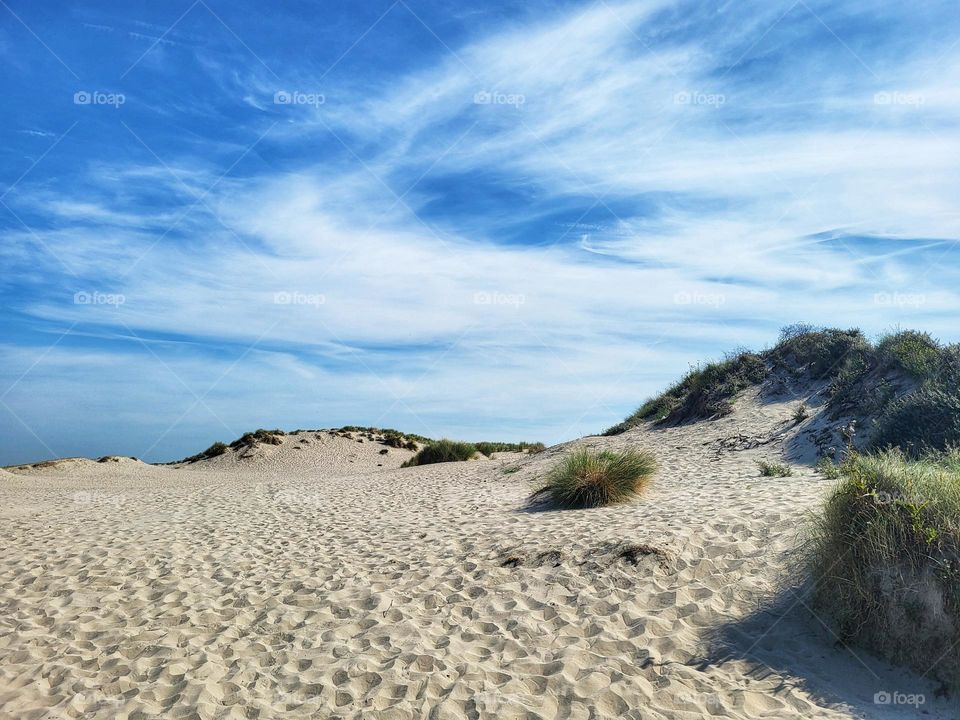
left=530, top=448, right=657, bottom=509
left=605, top=325, right=960, bottom=457
left=401, top=439, right=480, bottom=467
left=230, top=428, right=285, bottom=449
left=179, top=441, right=228, bottom=464
left=756, top=460, right=793, bottom=477
left=808, top=450, right=960, bottom=688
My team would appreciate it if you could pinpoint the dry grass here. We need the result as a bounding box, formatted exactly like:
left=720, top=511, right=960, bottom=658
left=531, top=448, right=657, bottom=509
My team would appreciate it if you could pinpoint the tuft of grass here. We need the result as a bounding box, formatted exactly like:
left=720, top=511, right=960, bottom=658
left=530, top=448, right=656, bottom=509
left=475, top=441, right=546, bottom=457
left=815, top=457, right=841, bottom=479
left=230, top=428, right=285, bottom=448
left=756, top=460, right=793, bottom=477
left=808, top=450, right=960, bottom=688
left=401, top=439, right=479, bottom=467
left=770, top=325, right=870, bottom=379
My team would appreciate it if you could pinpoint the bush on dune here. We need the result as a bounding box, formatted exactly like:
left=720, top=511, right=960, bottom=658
left=530, top=448, right=657, bottom=509
left=401, top=439, right=479, bottom=467
left=809, top=450, right=960, bottom=688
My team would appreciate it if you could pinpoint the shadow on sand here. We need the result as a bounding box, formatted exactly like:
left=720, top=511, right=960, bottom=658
left=700, top=579, right=952, bottom=718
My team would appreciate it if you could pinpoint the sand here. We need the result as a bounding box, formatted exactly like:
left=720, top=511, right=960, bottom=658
left=0, top=395, right=953, bottom=719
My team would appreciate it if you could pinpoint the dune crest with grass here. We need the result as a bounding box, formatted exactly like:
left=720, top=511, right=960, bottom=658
left=1, top=327, right=957, bottom=718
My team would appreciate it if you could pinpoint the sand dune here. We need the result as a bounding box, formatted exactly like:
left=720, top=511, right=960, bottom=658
left=0, top=394, right=953, bottom=718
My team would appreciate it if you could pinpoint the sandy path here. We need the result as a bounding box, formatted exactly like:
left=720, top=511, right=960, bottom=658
left=0, top=395, right=952, bottom=719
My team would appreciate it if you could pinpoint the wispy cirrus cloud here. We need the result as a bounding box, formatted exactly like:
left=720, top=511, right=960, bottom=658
left=0, top=0, right=958, bottom=463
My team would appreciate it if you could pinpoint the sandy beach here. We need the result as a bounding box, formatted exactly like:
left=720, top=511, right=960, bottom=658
left=1, top=395, right=953, bottom=719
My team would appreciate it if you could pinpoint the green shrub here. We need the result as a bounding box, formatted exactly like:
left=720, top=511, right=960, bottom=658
left=872, top=386, right=960, bottom=456
left=530, top=448, right=657, bottom=509
left=815, top=457, right=841, bottom=479
left=808, top=450, right=960, bottom=688
left=474, top=441, right=546, bottom=457
left=402, top=439, right=479, bottom=467
left=756, top=460, right=792, bottom=477
left=877, top=330, right=940, bottom=380
left=770, top=325, right=869, bottom=379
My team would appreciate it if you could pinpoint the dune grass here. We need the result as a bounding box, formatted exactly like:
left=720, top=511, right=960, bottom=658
left=401, top=439, right=479, bottom=467
left=531, top=448, right=656, bottom=509
left=808, top=450, right=960, bottom=687
left=756, top=460, right=793, bottom=477
left=606, top=325, right=960, bottom=457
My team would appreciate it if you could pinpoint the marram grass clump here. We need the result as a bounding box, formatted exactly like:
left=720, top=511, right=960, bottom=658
left=401, top=439, right=480, bottom=467
left=530, top=448, right=657, bottom=509
left=808, top=450, right=960, bottom=688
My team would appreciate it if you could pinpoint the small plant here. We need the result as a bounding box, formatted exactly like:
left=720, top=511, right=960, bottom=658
left=793, top=403, right=810, bottom=423
left=402, top=439, right=479, bottom=467
left=756, top=460, right=793, bottom=477
left=530, top=448, right=657, bottom=509
left=502, top=466, right=520, bottom=475
left=815, top=457, right=841, bottom=479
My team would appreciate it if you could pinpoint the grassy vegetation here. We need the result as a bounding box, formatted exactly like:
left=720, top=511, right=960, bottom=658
left=401, top=439, right=480, bottom=467
left=180, top=441, right=229, bottom=464
left=530, top=448, right=657, bottom=509
left=808, top=450, right=960, bottom=687
left=756, top=460, right=793, bottom=477
left=475, top=441, right=546, bottom=457
left=814, top=457, right=841, bottom=479
left=606, top=325, right=960, bottom=456
left=230, top=428, right=285, bottom=448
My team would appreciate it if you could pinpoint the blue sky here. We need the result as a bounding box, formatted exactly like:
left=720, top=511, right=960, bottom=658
left=1, top=0, right=959, bottom=464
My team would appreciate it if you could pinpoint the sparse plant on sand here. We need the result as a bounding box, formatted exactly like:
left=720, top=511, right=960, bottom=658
left=793, top=403, right=809, bottom=423
left=756, top=460, right=792, bottom=477
left=808, top=449, right=960, bottom=688
left=530, top=448, right=657, bottom=509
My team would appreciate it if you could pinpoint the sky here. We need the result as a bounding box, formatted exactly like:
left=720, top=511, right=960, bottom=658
left=1, top=0, right=959, bottom=465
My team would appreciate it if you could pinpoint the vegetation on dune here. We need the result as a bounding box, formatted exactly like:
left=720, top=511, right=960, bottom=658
left=402, top=438, right=547, bottom=467
left=179, top=441, right=228, bottom=464
left=605, top=324, right=960, bottom=456
left=808, top=450, right=960, bottom=688
left=530, top=448, right=657, bottom=509
left=401, top=439, right=480, bottom=467
left=231, top=428, right=285, bottom=448
left=756, top=460, right=793, bottom=477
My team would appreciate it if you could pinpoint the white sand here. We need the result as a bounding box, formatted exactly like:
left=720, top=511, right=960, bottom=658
left=0, top=396, right=952, bottom=719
